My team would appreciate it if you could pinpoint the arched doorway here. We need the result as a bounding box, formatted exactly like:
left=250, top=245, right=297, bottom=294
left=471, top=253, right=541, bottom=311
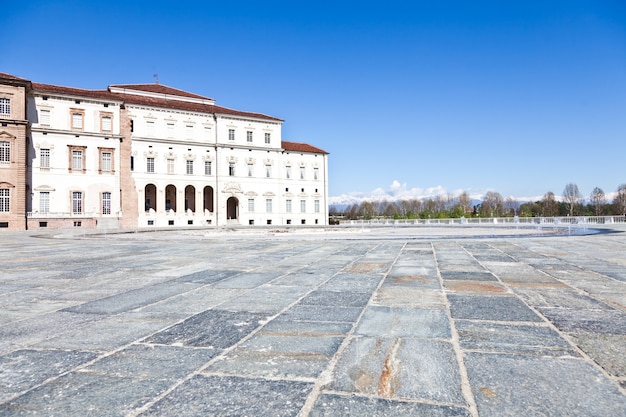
left=226, top=197, right=239, bottom=220
left=145, top=184, right=157, bottom=212
left=165, top=185, right=177, bottom=212
left=203, top=186, right=214, bottom=212
left=185, top=185, right=195, bottom=212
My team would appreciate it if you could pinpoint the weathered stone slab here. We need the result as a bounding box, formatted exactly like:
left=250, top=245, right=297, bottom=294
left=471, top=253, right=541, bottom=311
left=174, top=268, right=242, bottom=284
left=36, top=313, right=179, bottom=351
left=537, top=307, right=626, bottom=334
left=299, top=289, right=372, bottom=307
left=261, top=319, right=352, bottom=336
left=62, top=281, right=200, bottom=315
left=570, top=333, right=626, bottom=377
left=373, top=287, right=446, bottom=308
left=448, top=295, right=542, bottom=322
left=217, top=285, right=308, bottom=313
left=0, top=349, right=97, bottom=403
left=141, top=375, right=313, bottom=416
left=465, top=352, right=626, bottom=417
left=444, top=280, right=508, bottom=295
left=319, top=273, right=382, bottom=293
left=514, top=288, right=614, bottom=310
left=207, top=349, right=330, bottom=379
left=310, top=393, right=471, bottom=416
left=455, top=321, right=577, bottom=356
left=356, top=307, right=451, bottom=338
left=238, top=334, right=344, bottom=356
left=326, top=337, right=465, bottom=404
left=144, top=309, right=267, bottom=348
left=281, top=305, right=364, bottom=323
left=440, top=271, right=498, bottom=281
left=211, top=272, right=281, bottom=289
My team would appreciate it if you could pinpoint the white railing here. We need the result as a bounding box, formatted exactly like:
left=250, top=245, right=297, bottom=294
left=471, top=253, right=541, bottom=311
left=341, top=215, right=626, bottom=226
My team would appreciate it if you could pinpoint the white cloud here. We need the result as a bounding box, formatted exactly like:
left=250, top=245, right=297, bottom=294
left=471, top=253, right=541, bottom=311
left=330, top=181, right=470, bottom=205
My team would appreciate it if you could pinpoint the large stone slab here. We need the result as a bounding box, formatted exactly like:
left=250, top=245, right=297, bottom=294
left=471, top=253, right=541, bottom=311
left=455, top=321, right=577, bottom=356
left=0, top=349, right=97, bottom=403
left=144, top=309, right=267, bottom=348
left=310, top=393, right=471, bottom=416
left=356, top=306, right=451, bottom=338
left=448, top=295, right=542, bottom=322
left=465, top=352, right=626, bottom=417
left=326, top=337, right=465, bottom=404
left=141, top=375, right=313, bottom=416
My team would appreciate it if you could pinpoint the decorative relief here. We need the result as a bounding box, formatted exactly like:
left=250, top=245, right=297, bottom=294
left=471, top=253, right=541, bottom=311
left=222, top=182, right=243, bottom=194
left=245, top=157, right=256, bottom=164
left=226, top=155, right=238, bottom=163
left=144, top=150, right=157, bottom=158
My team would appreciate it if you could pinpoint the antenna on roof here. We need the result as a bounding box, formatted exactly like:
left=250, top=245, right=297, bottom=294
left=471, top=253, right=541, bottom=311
left=153, top=73, right=159, bottom=84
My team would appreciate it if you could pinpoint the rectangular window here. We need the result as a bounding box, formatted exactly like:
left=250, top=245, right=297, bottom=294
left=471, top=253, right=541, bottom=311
left=228, top=129, right=235, bottom=141
left=147, top=157, right=155, bottom=173
left=72, top=150, right=83, bottom=170
left=186, top=160, right=194, bottom=175
left=247, top=163, right=253, bottom=177
left=102, top=192, right=111, bottom=215
left=40, top=109, right=51, bottom=125
left=72, top=191, right=83, bottom=214
left=229, top=162, right=235, bottom=176
left=286, top=166, right=291, bottom=179
left=314, top=167, right=319, bottom=180
left=146, top=120, right=155, bottom=136
left=266, top=199, right=272, bottom=213
left=286, top=199, right=292, bottom=213
left=246, top=131, right=253, bottom=142
left=204, top=160, right=212, bottom=175
left=40, top=191, right=49, bottom=213
left=248, top=198, right=255, bottom=212
left=40, top=148, right=50, bottom=169
left=167, top=158, right=175, bottom=174
left=265, top=165, right=271, bottom=178
left=101, top=151, right=112, bottom=172
left=0, top=189, right=9, bottom=212
left=71, top=112, right=83, bottom=129
left=300, top=200, right=306, bottom=213
left=186, top=124, right=194, bottom=139
left=315, top=199, right=320, bottom=213
left=0, top=98, right=10, bottom=117
left=0, top=141, right=9, bottom=164
left=101, top=115, right=112, bottom=132
left=166, top=122, right=175, bottom=138
left=300, top=166, right=305, bottom=180
left=264, top=132, right=271, bottom=144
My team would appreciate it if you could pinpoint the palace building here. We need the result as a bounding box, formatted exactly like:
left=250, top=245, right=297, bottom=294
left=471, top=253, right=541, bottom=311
left=0, top=72, right=328, bottom=230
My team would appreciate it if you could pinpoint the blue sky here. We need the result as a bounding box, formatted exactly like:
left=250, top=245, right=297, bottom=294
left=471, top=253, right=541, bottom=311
left=3, top=1, right=625, bottom=204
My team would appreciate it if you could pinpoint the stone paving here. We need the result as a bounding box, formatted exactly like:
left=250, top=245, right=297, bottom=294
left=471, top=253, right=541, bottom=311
left=0, top=225, right=625, bottom=416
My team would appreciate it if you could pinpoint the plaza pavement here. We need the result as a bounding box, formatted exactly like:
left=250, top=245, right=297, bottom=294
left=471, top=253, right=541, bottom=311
left=0, top=224, right=625, bottom=416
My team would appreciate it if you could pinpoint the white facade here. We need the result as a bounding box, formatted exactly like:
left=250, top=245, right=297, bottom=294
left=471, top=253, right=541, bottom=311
left=15, top=77, right=328, bottom=229
left=27, top=88, right=124, bottom=229
left=122, top=85, right=328, bottom=227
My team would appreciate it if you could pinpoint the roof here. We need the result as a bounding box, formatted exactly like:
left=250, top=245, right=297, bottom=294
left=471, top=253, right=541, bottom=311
left=282, top=141, right=328, bottom=154
left=30, top=81, right=282, bottom=122
left=32, top=82, right=120, bottom=101
left=0, top=72, right=30, bottom=82
left=108, top=83, right=212, bottom=101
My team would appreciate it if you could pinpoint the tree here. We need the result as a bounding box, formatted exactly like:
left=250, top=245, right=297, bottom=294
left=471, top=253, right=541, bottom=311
left=613, top=184, right=626, bottom=215
left=479, top=191, right=504, bottom=217
left=541, top=192, right=558, bottom=217
left=457, top=191, right=472, bottom=214
left=563, top=183, right=581, bottom=216
left=589, top=187, right=606, bottom=216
